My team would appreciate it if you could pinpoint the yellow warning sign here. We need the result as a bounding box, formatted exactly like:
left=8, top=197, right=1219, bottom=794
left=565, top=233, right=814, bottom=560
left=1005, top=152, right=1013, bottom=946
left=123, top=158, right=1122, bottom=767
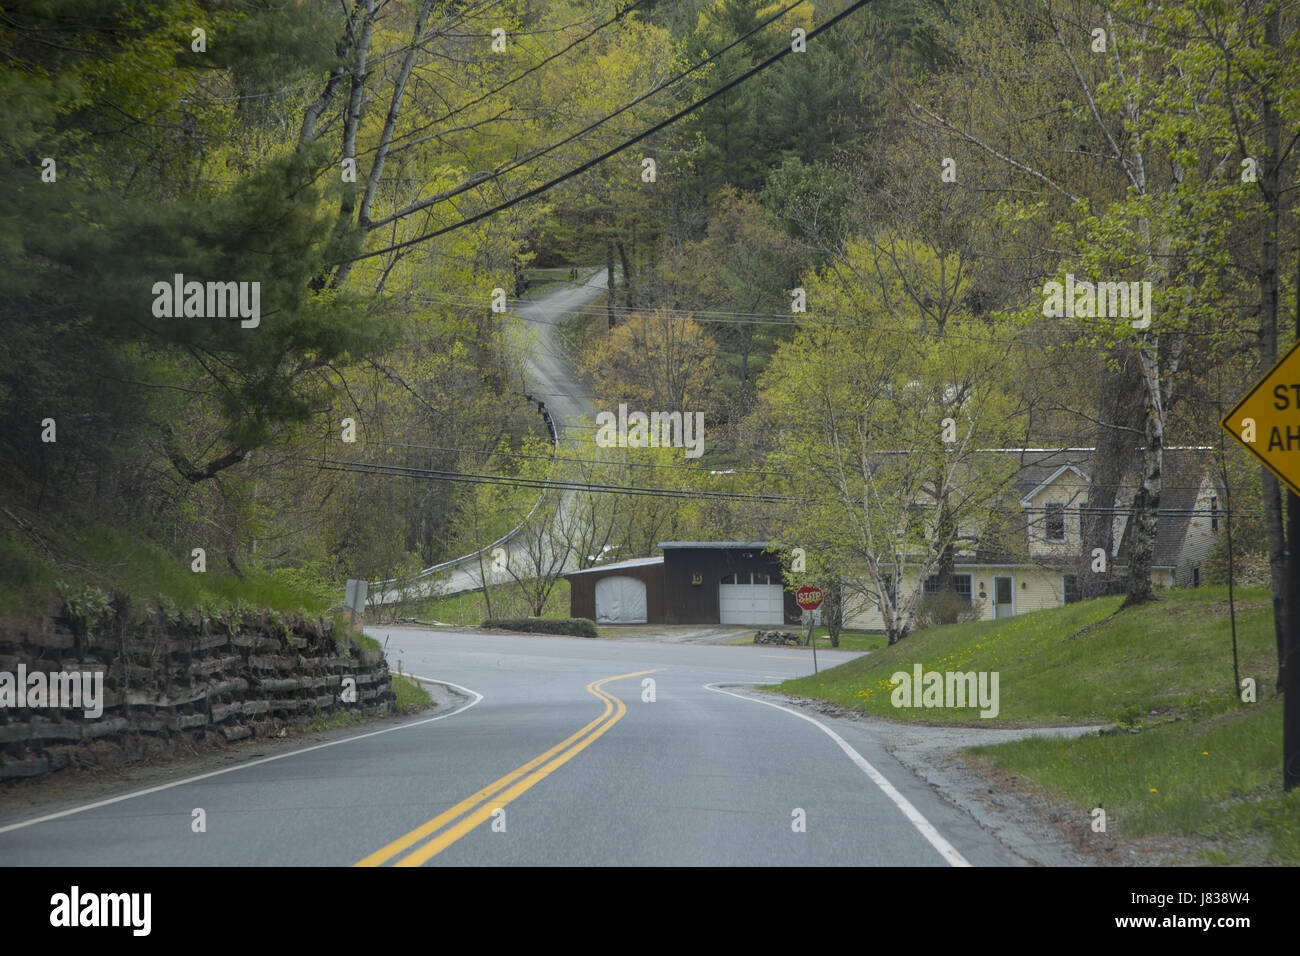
left=1222, top=338, right=1300, bottom=497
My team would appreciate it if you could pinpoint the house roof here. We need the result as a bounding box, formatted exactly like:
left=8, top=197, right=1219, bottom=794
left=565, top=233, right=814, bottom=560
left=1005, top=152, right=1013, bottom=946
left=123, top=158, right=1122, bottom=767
left=1017, top=463, right=1090, bottom=506
left=1116, top=449, right=1215, bottom=568
left=657, top=541, right=776, bottom=549
left=972, top=447, right=1218, bottom=569
left=564, top=556, right=664, bottom=576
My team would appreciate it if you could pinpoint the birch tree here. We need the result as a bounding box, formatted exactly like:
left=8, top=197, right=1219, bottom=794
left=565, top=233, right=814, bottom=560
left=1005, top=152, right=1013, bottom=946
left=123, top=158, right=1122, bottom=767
left=752, top=237, right=1024, bottom=643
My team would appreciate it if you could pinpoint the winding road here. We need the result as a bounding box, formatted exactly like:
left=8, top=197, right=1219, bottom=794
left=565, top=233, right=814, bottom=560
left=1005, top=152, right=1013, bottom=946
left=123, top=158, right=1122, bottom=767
left=373, top=271, right=605, bottom=605
left=0, top=631, right=1035, bottom=866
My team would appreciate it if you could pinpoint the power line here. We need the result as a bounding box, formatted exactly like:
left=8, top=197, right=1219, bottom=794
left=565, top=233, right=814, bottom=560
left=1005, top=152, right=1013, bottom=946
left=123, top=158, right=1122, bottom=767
left=375, top=0, right=653, bottom=160
left=378, top=440, right=791, bottom=477
left=302, top=457, right=807, bottom=501
left=411, top=289, right=1245, bottom=349
left=361, top=0, right=805, bottom=231
left=347, top=0, right=873, bottom=262
left=307, top=454, right=1231, bottom=504
left=403, top=0, right=804, bottom=177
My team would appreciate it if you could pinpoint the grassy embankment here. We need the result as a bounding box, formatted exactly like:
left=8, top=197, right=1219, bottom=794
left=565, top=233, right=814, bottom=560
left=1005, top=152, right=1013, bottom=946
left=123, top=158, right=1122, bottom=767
left=2, top=521, right=437, bottom=728
left=0, top=521, right=378, bottom=652
left=776, top=588, right=1299, bottom=864
left=394, top=579, right=570, bottom=626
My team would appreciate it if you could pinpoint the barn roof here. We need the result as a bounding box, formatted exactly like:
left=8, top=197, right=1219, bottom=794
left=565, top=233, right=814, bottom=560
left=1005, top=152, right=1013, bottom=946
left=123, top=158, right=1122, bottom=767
left=657, top=541, right=776, bottom=549
left=564, top=556, right=664, bottom=575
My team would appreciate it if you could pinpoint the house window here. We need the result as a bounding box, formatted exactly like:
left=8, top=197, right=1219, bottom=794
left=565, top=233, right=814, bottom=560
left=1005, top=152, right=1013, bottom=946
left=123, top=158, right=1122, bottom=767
left=1045, top=502, right=1066, bottom=542
left=1210, top=496, right=1219, bottom=531
left=1193, top=567, right=1201, bottom=587
left=924, top=573, right=972, bottom=603
left=724, top=572, right=774, bottom=585
left=1063, top=574, right=1079, bottom=604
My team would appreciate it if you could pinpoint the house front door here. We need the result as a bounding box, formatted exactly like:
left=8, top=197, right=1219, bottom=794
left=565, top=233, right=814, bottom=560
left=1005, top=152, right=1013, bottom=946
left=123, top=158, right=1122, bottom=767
left=993, top=576, right=1014, bottom=619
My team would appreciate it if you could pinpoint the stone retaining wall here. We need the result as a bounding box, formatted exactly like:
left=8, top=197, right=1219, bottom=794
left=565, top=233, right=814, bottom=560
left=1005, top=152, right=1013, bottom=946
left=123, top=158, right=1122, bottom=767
left=0, top=608, right=393, bottom=781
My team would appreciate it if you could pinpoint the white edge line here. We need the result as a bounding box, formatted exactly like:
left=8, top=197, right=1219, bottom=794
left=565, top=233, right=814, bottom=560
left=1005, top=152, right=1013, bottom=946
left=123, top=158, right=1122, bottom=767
left=704, top=682, right=972, bottom=868
left=0, top=675, right=483, bottom=835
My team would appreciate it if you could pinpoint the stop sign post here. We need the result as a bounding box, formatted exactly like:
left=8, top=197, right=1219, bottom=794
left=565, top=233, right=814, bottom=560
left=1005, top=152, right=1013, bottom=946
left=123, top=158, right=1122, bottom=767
left=795, top=585, right=824, bottom=672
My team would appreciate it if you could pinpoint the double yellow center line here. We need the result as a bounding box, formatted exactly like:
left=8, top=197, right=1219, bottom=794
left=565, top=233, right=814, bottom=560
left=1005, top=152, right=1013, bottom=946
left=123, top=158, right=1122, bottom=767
left=355, top=669, right=656, bottom=867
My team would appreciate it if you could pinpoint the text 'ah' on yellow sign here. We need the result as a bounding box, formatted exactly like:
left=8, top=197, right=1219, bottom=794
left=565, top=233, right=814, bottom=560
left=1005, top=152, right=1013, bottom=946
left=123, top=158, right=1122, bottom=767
left=1222, top=338, right=1300, bottom=498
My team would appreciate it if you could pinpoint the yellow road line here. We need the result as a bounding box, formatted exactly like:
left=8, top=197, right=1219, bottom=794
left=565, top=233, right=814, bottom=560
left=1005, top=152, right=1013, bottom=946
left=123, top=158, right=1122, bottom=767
left=355, top=669, right=655, bottom=867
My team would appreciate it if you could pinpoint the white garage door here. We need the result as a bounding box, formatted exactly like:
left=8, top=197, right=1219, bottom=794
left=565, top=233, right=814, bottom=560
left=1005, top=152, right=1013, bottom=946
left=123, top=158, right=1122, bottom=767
left=594, top=575, right=647, bottom=623
left=719, top=572, right=784, bottom=625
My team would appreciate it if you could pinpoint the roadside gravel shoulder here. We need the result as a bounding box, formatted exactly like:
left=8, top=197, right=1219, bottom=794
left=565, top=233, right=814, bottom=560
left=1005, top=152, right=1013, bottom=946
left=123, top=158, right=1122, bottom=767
left=752, top=689, right=1162, bottom=866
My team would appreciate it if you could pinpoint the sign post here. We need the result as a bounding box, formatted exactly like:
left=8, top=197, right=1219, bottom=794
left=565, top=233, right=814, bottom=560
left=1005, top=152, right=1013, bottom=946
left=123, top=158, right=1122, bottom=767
left=1221, top=338, right=1300, bottom=790
left=796, top=585, right=824, bottom=674
left=345, top=578, right=368, bottom=628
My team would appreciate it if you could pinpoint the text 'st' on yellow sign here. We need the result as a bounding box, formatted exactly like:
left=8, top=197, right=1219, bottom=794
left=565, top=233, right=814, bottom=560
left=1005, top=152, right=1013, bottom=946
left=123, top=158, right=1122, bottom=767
left=1222, top=338, right=1300, bottom=497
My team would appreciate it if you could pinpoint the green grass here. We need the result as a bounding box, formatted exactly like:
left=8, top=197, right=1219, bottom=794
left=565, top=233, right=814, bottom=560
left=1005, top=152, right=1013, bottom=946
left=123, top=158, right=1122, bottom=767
left=392, top=672, right=433, bottom=713
left=970, top=699, right=1300, bottom=864
left=775, top=586, right=1299, bottom=863
left=0, top=522, right=337, bottom=624
left=303, top=707, right=369, bottom=732
left=776, top=588, right=1275, bottom=727
left=340, top=624, right=381, bottom=654
left=398, top=579, right=570, bottom=626
left=0, top=521, right=385, bottom=668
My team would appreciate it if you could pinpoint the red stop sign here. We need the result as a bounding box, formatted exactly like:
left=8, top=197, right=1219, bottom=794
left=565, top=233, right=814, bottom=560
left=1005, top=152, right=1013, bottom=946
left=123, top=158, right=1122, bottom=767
left=795, top=585, right=823, bottom=610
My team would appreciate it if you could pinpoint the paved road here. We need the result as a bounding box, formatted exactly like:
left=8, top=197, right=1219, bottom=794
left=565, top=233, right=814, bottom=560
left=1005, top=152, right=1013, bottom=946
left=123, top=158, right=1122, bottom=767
left=513, top=270, right=600, bottom=441
left=0, top=630, right=1031, bottom=866
left=375, top=272, right=603, bottom=603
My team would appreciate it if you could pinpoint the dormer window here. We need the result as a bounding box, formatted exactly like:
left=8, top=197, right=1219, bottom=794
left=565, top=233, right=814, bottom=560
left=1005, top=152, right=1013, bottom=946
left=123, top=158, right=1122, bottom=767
left=1045, top=502, right=1066, bottom=542
left=1210, top=496, right=1219, bottom=531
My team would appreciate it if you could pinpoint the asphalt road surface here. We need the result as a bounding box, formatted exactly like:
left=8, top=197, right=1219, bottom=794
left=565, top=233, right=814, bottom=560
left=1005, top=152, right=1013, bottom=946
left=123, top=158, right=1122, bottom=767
left=375, top=271, right=602, bottom=603
left=0, top=629, right=1035, bottom=866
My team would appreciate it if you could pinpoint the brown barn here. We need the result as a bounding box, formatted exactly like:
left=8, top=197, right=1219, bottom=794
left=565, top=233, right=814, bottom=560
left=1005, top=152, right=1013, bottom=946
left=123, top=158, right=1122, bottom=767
left=565, top=542, right=799, bottom=626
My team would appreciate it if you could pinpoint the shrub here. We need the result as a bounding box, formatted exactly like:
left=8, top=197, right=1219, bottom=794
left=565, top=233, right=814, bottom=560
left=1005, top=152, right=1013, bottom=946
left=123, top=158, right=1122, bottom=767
left=1203, top=547, right=1270, bottom=589
left=482, top=617, right=598, bottom=639
left=913, top=589, right=986, bottom=630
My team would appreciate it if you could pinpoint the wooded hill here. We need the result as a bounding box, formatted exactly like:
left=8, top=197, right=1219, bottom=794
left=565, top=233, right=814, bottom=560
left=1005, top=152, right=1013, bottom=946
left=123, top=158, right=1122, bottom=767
left=1, top=2, right=1295, bottom=666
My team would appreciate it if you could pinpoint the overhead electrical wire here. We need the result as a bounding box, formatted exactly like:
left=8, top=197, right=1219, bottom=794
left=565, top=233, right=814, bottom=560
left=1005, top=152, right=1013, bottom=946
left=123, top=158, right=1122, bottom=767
left=303, top=454, right=1237, bottom=505
left=409, top=289, right=1245, bottom=346
left=348, top=0, right=873, bottom=262
left=302, top=456, right=807, bottom=501
left=378, top=441, right=791, bottom=477
left=375, top=0, right=653, bottom=159
left=391, top=0, right=804, bottom=174
left=358, top=0, right=805, bottom=228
